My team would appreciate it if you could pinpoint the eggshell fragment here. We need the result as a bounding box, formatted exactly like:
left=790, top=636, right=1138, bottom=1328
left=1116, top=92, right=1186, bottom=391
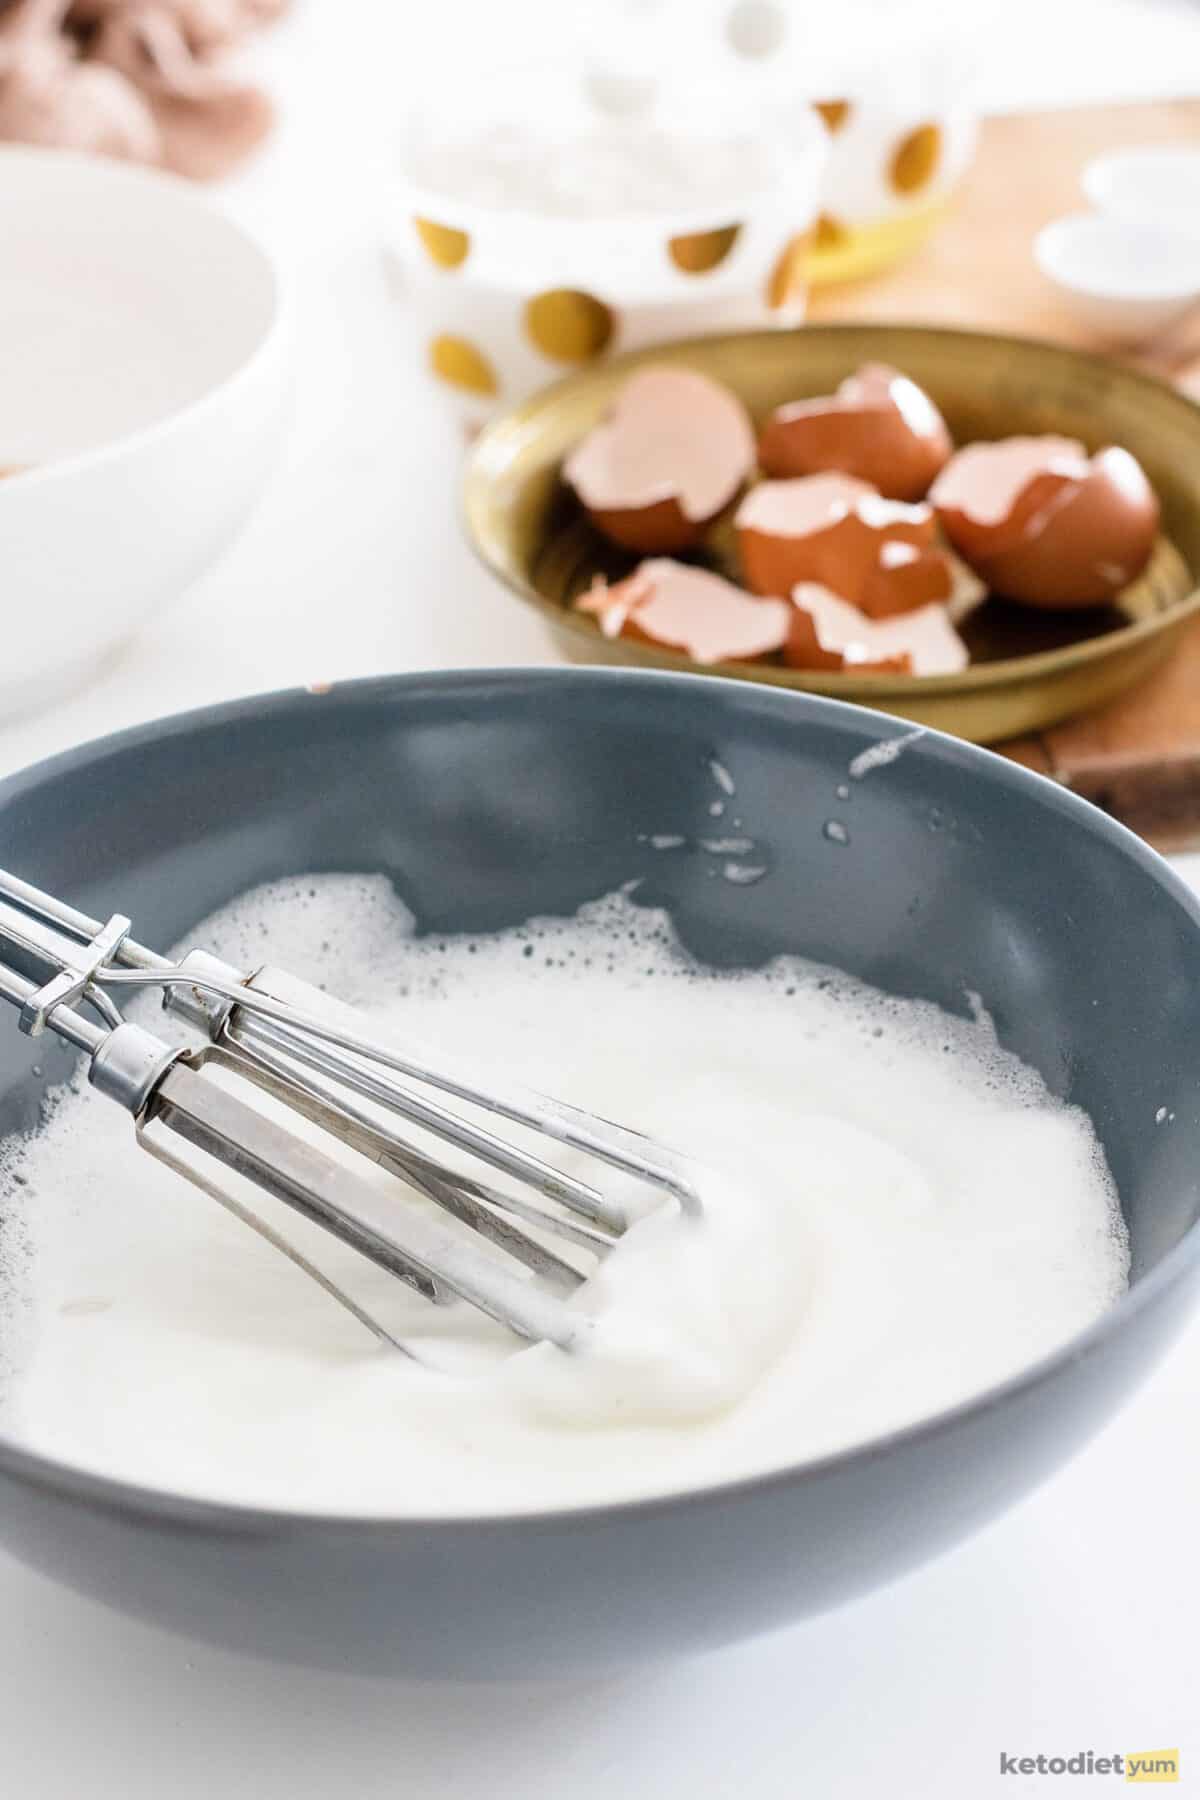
left=785, top=584, right=969, bottom=676
left=736, top=473, right=962, bottom=618
left=757, top=364, right=953, bottom=501
left=564, top=366, right=757, bottom=554
left=862, top=538, right=954, bottom=616
left=931, top=436, right=1088, bottom=554
left=575, top=560, right=789, bottom=664
left=931, top=437, right=1160, bottom=608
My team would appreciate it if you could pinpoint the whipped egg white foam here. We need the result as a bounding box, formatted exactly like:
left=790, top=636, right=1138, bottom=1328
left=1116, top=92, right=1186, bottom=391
left=0, top=877, right=1128, bottom=1515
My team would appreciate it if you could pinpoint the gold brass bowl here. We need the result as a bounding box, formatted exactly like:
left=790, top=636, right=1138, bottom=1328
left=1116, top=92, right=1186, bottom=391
left=463, top=324, right=1200, bottom=743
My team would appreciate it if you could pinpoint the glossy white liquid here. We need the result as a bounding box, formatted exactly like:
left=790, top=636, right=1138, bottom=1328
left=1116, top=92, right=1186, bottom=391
left=0, top=878, right=1128, bottom=1516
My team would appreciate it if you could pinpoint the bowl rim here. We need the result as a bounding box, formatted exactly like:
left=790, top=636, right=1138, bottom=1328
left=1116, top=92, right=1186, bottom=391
left=0, top=146, right=289, bottom=495
left=1034, top=213, right=1200, bottom=304
left=1, top=665, right=1198, bottom=1536
left=462, top=321, right=1200, bottom=700
left=1083, top=144, right=1200, bottom=227
left=392, top=94, right=828, bottom=241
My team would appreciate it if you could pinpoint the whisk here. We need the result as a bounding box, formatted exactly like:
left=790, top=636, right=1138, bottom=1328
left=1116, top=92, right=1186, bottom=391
left=0, top=870, right=699, bottom=1351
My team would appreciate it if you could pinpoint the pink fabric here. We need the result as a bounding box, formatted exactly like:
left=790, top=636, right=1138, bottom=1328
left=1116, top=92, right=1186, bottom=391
left=0, top=0, right=285, bottom=177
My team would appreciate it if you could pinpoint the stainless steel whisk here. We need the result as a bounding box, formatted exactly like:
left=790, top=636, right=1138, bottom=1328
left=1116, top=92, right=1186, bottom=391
left=0, top=869, right=698, bottom=1351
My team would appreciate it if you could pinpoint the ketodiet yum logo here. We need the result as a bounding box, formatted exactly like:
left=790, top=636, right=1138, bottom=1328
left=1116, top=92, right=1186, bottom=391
left=999, top=1749, right=1179, bottom=1782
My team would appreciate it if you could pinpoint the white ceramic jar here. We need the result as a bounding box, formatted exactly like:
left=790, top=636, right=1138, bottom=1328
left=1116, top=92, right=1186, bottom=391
left=391, top=71, right=826, bottom=429
left=653, top=0, right=981, bottom=285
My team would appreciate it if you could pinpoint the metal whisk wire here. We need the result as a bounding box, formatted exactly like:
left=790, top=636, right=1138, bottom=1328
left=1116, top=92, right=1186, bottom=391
left=0, top=869, right=699, bottom=1352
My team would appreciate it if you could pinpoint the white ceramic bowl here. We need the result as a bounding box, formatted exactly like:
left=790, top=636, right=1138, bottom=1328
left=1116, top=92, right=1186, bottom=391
left=0, top=149, right=291, bottom=716
left=1034, top=211, right=1200, bottom=345
left=1082, top=145, right=1200, bottom=241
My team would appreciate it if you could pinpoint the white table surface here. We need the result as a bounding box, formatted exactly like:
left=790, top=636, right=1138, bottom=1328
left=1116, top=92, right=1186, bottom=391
left=3, top=4, right=1200, bottom=1793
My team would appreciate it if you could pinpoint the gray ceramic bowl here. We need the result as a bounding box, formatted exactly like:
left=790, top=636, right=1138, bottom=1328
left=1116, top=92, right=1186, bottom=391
left=0, top=670, right=1198, bottom=1678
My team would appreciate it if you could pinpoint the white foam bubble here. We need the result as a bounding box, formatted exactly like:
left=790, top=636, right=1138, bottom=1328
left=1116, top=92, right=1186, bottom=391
left=849, top=728, right=927, bottom=780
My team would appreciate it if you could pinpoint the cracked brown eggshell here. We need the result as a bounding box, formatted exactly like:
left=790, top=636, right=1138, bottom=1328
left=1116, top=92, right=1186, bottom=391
left=575, top=560, right=790, bottom=664
left=564, top=366, right=757, bottom=554
left=757, top=363, right=953, bottom=501
left=735, top=473, right=956, bottom=618
left=931, top=437, right=1161, bottom=608
left=785, top=583, right=969, bottom=676
left=930, top=437, right=1086, bottom=562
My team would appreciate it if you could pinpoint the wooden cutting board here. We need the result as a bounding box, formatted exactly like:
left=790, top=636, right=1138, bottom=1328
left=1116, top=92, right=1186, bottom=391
left=811, top=99, right=1200, bottom=847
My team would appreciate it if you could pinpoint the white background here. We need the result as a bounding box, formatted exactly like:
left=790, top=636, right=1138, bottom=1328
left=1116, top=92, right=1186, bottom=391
left=2, top=3, right=1199, bottom=1793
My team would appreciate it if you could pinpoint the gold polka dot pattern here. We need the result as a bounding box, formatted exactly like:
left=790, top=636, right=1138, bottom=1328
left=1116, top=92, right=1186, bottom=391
left=813, top=99, right=852, bottom=134
left=525, top=289, right=615, bottom=362
left=765, top=233, right=812, bottom=309
left=814, top=212, right=851, bottom=251
left=429, top=334, right=497, bottom=393
left=890, top=124, right=942, bottom=195
left=414, top=217, right=471, bottom=269
left=668, top=223, right=741, bottom=274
